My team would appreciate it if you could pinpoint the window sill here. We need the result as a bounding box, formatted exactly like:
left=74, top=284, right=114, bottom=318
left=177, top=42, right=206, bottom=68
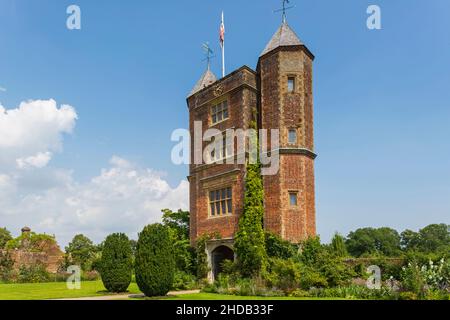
left=209, top=118, right=229, bottom=127
left=207, top=214, right=233, bottom=220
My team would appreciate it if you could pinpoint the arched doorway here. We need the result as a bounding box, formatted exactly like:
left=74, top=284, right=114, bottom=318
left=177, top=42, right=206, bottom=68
left=211, top=245, right=234, bottom=281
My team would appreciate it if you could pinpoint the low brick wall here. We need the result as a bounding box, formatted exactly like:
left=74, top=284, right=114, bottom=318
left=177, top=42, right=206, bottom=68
left=1, top=249, right=64, bottom=274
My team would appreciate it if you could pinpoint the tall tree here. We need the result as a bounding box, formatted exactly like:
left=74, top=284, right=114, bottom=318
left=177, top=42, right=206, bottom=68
left=417, top=224, right=450, bottom=253
left=346, top=227, right=401, bottom=257
left=0, top=228, right=12, bottom=249
left=400, top=229, right=420, bottom=251
left=161, top=209, right=194, bottom=274
left=330, top=233, right=348, bottom=257
left=402, top=224, right=450, bottom=253
left=162, top=209, right=190, bottom=240
left=65, top=234, right=97, bottom=271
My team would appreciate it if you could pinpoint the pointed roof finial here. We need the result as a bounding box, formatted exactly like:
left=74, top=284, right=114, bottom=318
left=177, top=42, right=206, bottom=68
left=275, top=0, right=295, bottom=23
left=202, top=42, right=215, bottom=71
left=188, top=43, right=218, bottom=97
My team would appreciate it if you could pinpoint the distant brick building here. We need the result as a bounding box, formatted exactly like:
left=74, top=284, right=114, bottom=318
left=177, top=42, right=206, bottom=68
left=187, top=21, right=316, bottom=281
left=2, top=227, right=64, bottom=274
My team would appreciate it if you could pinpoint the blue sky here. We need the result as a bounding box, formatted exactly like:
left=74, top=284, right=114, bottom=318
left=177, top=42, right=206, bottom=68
left=0, top=0, right=449, bottom=245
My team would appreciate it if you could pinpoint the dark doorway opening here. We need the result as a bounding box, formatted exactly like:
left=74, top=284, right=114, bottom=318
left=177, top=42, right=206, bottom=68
left=211, top=246, right=234, bottom=281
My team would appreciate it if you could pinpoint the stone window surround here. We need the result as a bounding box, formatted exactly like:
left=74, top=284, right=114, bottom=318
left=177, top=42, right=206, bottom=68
left=208, top=186, right=233, bottom=218
left=288, top=128, right=298, bottom=145
left=288, top=190, right=299, bottom=207
left=210, top=98, right=230, bottom=126
left=287, top=74, right=297, bottom=93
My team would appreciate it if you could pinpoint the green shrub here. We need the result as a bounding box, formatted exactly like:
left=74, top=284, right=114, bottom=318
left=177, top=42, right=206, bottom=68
left=201, top=282, right=219, bottom=294
left=234, top=277, right=267, bottom=296
left=0, top=250, right=14, bottom=283
left=309, top=285, right=396, bottom=300
left=289, top=289, right=311, bottom=298
left=400, top=259, right=449, bottom=298
left=173, top=271, right=197, bottom=291
left=424, top=290, right=449, bottom=301
left=300, top=237, right=355, bottom=287
left=17, top=263, right=50, bottom=283
left=220, top=259, right=237, bottom=275
left=99, top=233, right=133, bottom=293
left=214, top=274, right=234, bottom=294
left=202, top=274, right=283, bottom=297
left=298, top=265, right=328, bottom=289
left=319, top=255, right=356, bottom=287
left=265, top=233, right=297, bottom=260
left=398, top=292, right=418, bottom=300
left=135, top=224, right=175, bottom=297
left=266, top=258, right=302, bottom=293
left=299, top=237, right=323, bottom=265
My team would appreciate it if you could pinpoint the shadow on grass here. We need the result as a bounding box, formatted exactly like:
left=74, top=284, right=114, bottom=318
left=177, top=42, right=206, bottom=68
left=129, top=294, right=172, bottom=300
left=97, top=290, right=140, bottom=296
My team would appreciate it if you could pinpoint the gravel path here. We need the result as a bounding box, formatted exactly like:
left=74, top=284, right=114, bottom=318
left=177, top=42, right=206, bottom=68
left=53, top=289, right=201, bottom=300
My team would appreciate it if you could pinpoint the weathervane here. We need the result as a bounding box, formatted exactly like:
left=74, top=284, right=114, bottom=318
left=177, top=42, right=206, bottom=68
left=202, top=42, right=215, bottom=70
left=274, top=0, right=295, bottom=23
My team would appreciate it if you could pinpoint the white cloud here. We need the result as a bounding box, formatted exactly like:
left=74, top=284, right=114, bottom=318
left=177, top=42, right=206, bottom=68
left=0, top=86, right=6, bottom=92
left=0, top=99, right=188, bottom=248
left=16, top=152, right=52, bottom=169
left=0, top=99, right=77, bottom=170
left=0, top=156, right=189, bottom=247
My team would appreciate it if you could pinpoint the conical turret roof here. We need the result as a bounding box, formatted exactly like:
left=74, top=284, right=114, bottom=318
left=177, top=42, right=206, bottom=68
left=261, top=21, right=303, bottom=57
left=189, top=68, right=217, bottom=97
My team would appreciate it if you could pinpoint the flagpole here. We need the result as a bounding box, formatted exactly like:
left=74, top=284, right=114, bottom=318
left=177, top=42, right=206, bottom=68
left=221, top=11, right=225, bottom=78
left=222, top=40, right=225, bottom=78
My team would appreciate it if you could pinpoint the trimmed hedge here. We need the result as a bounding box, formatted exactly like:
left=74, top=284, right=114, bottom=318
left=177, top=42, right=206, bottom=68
left=100, top=233, right=133, bottom=293
left=135, top=224, right=175, bottom=297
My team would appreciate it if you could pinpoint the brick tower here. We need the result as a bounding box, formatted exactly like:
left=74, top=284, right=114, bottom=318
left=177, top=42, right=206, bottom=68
left=258, top=21, right=317, bottom=243
left=187, top=18, right=316, bottom=281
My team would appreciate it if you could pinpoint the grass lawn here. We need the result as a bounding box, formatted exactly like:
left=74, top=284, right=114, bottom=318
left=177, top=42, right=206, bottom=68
left=156, top=293, right=343, bottom=300
left=0, top=281, right=344, bottom=300
left=0, top=281, right=141, bottom=300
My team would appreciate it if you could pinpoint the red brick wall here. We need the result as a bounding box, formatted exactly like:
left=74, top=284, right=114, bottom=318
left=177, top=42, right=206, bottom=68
left=188, top=67, right=257, bottom=244
left=279, top=154, right=316, bottom=243
left=259, top=47, right=316, bottom=243
left=1, top=245, right=64, bottom=274
left=188, top=47, right=316, bottom=245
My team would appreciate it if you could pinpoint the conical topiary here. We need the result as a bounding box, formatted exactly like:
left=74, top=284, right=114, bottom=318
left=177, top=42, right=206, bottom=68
left=100, top=233, right=133, bottom=293
left=135, top=224, right=175, bottom=297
